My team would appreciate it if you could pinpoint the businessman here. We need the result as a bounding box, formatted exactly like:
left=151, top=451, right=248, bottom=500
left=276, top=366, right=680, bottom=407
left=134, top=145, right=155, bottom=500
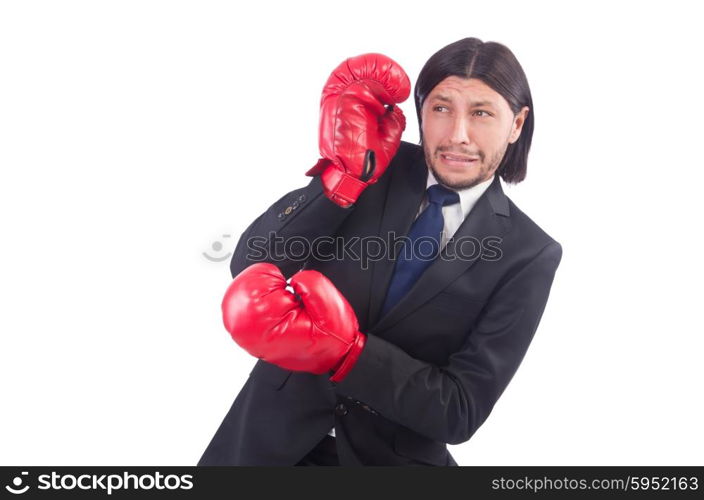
left=198, top=37, right=562, bottom=466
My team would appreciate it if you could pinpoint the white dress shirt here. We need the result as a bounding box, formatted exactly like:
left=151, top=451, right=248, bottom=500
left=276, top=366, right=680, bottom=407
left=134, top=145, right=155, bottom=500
left=418, top=169, right=495, bottom=249
left=327, top=170, right=495, bottom=438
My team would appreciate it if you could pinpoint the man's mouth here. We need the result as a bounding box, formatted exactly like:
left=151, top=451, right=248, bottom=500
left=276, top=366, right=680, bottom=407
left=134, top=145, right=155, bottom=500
left=440, top=153, right=479, bottom=167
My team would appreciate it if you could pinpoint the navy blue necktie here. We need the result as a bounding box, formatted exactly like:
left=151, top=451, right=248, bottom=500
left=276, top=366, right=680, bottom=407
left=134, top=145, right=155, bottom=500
left=381, top=184, right=460, bottom=317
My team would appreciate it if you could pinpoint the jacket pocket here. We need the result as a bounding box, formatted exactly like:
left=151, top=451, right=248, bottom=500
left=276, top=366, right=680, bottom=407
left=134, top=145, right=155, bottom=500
left=248, top=359, right=292, bottom=391
left=393, top=427, right=451, bottom=466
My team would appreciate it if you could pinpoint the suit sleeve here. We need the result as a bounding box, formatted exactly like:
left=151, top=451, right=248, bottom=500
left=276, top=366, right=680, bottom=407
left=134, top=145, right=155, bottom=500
left=332, top=241, right=563, bottom=445
left=229, top=175, right=355, bottom=279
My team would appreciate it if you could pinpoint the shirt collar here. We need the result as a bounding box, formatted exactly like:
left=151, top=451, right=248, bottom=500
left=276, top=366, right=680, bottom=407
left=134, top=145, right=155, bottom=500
left=425, top=168, right=496, bottom=219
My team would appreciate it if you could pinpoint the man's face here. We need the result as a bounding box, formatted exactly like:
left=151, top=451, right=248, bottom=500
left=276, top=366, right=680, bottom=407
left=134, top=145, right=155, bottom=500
left=420, top=76, right=529, bottom=190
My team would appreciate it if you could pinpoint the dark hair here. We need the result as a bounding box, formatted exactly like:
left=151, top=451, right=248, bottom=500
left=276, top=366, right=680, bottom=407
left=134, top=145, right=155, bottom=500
left=415, top=37, right=533, bottom=183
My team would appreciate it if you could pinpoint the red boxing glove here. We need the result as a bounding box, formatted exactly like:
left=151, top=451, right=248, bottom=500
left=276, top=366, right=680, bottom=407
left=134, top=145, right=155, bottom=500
left=222, top=263, right=366, bottom=383
left=306, top=53, right=410, bottom=208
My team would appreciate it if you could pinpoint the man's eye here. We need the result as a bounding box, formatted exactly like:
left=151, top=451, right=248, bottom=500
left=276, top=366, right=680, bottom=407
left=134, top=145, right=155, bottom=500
left=433, top=105, right=448, bottom=112
left=474, top=110, right=491, bottom=117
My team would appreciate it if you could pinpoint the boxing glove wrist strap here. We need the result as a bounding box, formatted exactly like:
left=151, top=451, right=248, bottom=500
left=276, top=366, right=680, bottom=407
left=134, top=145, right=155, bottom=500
left=320, top=163, right=368, bottom=208
left=329, top=332, right=366, bottom=383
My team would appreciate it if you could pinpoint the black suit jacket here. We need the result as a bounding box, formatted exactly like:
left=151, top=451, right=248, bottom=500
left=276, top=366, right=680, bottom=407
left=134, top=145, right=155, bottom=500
left=197, top=141, right=562, bottom=466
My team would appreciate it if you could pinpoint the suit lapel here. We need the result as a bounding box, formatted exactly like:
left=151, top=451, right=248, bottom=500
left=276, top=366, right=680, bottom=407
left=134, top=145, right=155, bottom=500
left=368, top=168, right=512, bottom=334
left=367, top=146, right=427, bottom=327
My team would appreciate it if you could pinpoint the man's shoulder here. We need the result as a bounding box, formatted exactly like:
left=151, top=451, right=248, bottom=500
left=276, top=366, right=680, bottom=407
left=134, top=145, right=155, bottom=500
left=395, top=140, right=423, bottom=161
left=504, top=193, right=562, bottom=253
left=385, top=141, right=425, bottom=179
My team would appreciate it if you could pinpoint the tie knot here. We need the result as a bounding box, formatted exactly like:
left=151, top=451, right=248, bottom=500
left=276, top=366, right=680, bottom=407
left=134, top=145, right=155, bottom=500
left=426, top=184, right=460, bottom=207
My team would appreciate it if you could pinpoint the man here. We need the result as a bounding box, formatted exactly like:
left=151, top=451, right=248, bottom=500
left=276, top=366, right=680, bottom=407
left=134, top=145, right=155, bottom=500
left=198, top=37, right=562, bottom=466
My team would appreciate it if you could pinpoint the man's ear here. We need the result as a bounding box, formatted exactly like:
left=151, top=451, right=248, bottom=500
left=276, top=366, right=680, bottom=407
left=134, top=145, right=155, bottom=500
left=509, top=106, right=530, bottom=144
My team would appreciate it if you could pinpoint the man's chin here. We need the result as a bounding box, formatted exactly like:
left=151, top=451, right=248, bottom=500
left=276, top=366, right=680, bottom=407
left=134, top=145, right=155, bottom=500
left=430, top=165, right=486, bottom=190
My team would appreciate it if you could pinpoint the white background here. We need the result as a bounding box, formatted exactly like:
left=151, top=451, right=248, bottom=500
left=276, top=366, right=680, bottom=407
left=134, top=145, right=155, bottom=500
left=1, top=0, right=702, bottom=466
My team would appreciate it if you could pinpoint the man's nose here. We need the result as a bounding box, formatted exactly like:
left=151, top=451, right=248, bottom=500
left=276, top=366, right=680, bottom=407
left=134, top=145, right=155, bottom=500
left=449, top=115, right=471, bottom=144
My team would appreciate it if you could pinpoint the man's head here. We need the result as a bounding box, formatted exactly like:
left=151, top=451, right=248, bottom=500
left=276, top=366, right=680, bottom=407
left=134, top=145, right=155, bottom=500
left=415, top=38, right=533, bottom=189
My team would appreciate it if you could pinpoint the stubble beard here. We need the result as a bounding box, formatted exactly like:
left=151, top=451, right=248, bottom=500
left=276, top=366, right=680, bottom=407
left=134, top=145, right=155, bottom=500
left=424, top=141, right=508, bottom=190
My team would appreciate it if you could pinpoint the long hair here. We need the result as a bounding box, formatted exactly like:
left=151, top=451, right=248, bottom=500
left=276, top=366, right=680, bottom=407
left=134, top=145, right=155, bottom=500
left=414, top=38, right=533, bottom=183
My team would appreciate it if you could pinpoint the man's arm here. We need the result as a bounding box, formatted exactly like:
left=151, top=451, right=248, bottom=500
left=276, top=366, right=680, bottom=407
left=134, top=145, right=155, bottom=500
left=229, top=53, right=409, bottom=279
left=229, top=175, right=353, bottom=279
left=331, top=241, right=563, bottom=445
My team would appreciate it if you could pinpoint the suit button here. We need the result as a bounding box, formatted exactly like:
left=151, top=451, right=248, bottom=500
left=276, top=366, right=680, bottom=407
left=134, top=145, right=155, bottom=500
left=298, top=195, right=306, bottom=202
left=334, top=403, right=348, bottom=416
